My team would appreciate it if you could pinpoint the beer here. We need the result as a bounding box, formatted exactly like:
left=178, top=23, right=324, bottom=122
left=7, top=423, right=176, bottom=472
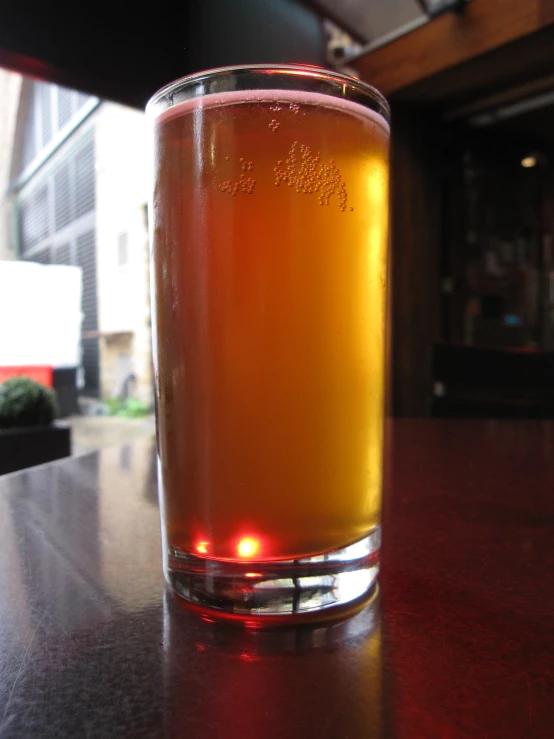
left=152, top=87, right=389, bottom=563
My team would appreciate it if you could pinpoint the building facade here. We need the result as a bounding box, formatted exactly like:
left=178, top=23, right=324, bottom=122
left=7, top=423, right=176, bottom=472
left=0, top=69, right=152, bottom=405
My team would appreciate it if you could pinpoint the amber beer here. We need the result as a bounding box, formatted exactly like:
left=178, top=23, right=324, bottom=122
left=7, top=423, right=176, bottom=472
left=150, top=68, right=389, bottom=612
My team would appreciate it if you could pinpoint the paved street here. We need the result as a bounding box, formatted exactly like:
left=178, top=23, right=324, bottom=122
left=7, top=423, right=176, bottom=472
left=67, top=414, right=155, bottom=456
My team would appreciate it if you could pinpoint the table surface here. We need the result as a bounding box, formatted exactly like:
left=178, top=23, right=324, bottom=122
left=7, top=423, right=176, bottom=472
left=0, top=420, right=553, bottom=738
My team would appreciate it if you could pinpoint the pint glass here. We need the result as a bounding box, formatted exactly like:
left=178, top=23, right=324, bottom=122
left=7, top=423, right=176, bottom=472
left=147, top=65, right=390, bottom=620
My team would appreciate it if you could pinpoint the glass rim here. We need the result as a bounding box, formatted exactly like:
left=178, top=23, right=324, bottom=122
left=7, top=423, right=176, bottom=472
left=146, top=64, right=390, bottom=124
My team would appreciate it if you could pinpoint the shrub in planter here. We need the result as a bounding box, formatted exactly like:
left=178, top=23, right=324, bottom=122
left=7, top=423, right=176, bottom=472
left=0, top=376, right=59, bottom=428
left=0, top=377, right=70, bottom=475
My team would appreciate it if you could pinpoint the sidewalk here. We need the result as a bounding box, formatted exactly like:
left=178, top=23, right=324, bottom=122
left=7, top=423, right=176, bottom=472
left=66, top=414, right=155, bottom=456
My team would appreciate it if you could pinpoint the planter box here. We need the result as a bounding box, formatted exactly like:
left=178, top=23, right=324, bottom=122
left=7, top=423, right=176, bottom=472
left=0, top=423, right=71, bottom=475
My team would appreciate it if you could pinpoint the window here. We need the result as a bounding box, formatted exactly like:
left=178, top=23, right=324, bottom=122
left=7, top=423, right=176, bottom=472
left=19, top=184, right=49, bottom=254
left=118, top=233, right=129, bottom=266
left=19, top=133, right=96, bottom=259
left=54, top=164, right=72, bottom=231
left=74, top=140, right=95, bottom=217
left=17, top=80, right=98, bottom=178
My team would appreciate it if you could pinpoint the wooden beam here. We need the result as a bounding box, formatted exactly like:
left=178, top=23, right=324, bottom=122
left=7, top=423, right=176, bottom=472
left=443, top=73, right=554, bottom=121
left=391, top=24, right=554, bottom=110
left=351, top=0, right=549, bottom=96
left=540, top=0, right=554, bottom=25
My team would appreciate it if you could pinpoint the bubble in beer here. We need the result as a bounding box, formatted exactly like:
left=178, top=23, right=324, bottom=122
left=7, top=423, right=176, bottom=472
left=273, top=141, right=348, bottom=210
left=270, top=102, right=282, bottom=112
left=218, top=157, right=257, bottom=196
left=268, top=119, right=280, bottom=132
left=289, top=102, right=300, bottom=115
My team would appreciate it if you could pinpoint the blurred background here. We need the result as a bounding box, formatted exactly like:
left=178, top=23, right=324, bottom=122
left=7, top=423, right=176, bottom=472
left=1, top=0, right=554, bottom=469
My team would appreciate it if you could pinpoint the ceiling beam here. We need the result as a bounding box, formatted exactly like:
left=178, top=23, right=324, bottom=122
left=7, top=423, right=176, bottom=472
left=299, top=0, right=367, bottom=44
left=350, top=0, right=551, bottom=97
left=443, top=72, right=554, bottom=121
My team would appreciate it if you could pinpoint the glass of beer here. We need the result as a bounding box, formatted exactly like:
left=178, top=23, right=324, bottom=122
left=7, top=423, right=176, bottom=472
left=147, top=65, right=390, bottom=621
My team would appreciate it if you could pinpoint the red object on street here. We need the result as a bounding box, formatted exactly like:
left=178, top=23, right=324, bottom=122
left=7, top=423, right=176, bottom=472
left=0, top=366, right=53, bottom=387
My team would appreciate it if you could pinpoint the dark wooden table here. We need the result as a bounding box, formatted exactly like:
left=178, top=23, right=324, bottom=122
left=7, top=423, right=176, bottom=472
left=1, top=420, right=553, bottom=738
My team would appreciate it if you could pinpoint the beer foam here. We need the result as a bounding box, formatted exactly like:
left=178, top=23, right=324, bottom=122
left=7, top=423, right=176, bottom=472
left=153, top=88, right=389, bottom=136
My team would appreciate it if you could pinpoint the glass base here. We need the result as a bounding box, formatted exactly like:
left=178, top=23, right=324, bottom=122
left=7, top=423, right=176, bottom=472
left=166, top=527, right=380, bottom=621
